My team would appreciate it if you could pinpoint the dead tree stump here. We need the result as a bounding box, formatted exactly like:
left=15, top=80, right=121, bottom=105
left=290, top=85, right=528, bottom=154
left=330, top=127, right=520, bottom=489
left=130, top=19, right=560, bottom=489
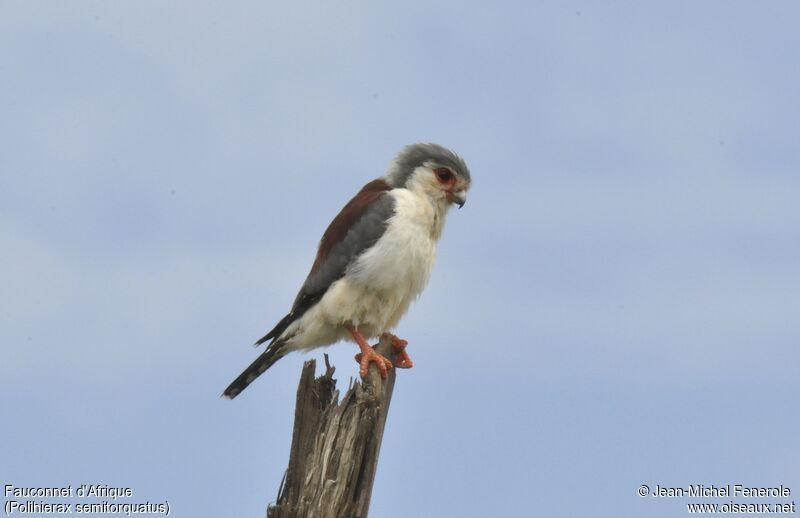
left=267, top=335, right=398, bottom=518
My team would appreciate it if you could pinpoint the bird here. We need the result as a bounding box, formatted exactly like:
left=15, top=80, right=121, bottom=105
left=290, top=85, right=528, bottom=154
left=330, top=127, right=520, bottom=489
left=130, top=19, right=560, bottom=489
left=222, top=143, right=471, bottom=399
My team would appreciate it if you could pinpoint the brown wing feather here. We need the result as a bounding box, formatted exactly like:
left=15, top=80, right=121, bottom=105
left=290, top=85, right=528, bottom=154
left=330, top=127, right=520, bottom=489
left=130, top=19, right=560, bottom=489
left=311, top=178, right=391, bottom=274
left=254, top=178, right=393, bottom=346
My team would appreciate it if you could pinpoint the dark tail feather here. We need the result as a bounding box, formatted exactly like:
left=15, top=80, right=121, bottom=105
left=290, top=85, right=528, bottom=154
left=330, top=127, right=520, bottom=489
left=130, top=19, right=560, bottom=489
left=222, top=341, right=289, bottom=400
left=254, top=313, right=296, bottom=347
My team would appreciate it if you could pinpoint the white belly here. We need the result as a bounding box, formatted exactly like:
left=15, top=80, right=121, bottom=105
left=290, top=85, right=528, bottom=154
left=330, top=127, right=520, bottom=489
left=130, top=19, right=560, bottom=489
left=290, top=189, right=443, bottom=348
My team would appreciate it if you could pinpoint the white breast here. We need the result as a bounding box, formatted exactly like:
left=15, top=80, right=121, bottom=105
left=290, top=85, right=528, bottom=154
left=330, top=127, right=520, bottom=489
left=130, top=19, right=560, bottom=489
left=329, top=189, right=444, bottom=333
left=350, top=188, right=439, bottom=296
left=288, top=188, right=448, bottom=349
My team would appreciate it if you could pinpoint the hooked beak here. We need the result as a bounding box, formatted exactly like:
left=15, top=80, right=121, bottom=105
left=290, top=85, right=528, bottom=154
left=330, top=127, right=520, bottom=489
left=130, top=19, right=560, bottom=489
left=448, top=190, right=467, bottom=209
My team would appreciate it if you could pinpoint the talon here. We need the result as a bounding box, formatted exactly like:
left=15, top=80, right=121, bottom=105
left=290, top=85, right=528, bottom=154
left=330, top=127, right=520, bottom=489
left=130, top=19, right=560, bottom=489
left=394, top=349, right=414, bottom=369
left=384, top=333, right=408, bottom=349
left=347, top=323, right=393, bottom=379
left=384, top=333, right=414, bottom=369
left=357, top=348, right=393, bottom=379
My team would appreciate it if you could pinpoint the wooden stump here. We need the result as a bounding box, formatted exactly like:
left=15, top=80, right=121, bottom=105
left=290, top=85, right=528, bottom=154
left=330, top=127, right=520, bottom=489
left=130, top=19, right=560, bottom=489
left=267, top=335, right=397, bottom=518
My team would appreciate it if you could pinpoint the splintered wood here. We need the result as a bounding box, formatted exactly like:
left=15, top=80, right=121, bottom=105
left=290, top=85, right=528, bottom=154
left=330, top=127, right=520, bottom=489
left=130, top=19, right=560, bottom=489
left=267, top=336, right=397, bottom=518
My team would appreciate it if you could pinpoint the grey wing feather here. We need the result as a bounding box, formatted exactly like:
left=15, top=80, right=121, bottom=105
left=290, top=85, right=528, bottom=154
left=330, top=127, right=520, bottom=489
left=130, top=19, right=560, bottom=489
left=294, top=193, right=396, bottom=310
left=254, top=193, right=396, bottom=347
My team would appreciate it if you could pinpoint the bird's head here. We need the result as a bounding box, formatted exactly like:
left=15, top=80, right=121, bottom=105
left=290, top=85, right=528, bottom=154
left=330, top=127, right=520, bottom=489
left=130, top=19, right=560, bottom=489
left=384, top=143, right=471, bottom=209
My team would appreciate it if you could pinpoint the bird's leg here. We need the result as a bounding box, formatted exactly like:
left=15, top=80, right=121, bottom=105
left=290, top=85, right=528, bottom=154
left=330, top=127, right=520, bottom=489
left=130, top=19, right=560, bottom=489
left=346, top=323, right=393, bottom=379
left=383, top=333, right=414, bottom=369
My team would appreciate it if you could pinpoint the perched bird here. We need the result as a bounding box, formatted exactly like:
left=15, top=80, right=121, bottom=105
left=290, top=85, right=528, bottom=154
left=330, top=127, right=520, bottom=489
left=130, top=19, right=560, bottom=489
left=222, top=143, right=471, bottom=399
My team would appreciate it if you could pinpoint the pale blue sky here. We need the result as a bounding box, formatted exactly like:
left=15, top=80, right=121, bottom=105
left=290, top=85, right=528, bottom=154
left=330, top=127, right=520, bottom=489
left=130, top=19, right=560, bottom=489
left=2, top=2, right=798, bottom=517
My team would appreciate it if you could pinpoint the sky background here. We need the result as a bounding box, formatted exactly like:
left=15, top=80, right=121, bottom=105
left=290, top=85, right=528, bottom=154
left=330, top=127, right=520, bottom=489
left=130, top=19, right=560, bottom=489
left=2, top=1, right=798, bottom=517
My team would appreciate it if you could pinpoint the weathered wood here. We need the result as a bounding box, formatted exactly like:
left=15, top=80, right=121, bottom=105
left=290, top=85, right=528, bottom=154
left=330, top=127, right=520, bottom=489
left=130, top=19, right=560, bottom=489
left=267, top=335, right=398, bottom=518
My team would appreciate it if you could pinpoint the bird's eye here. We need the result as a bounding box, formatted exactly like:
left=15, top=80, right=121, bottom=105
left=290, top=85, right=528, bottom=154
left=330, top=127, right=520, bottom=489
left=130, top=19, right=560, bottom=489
left=435, top=168, right=453, bottom=183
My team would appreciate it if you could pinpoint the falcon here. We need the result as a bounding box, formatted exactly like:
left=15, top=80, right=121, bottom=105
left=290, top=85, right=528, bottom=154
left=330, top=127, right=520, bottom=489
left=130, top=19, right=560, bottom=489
left=223, top=143, right=471, bottom=399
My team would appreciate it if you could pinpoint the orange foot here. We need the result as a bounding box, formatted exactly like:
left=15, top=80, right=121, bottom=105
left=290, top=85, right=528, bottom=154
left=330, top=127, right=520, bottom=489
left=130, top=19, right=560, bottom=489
left=384, top=333, right=414, bottom=369
left=346, top=324, right=393, bottom=379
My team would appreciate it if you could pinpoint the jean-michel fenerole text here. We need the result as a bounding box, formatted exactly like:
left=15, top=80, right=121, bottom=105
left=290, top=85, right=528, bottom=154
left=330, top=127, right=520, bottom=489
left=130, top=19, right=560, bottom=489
left=651, top=484, right=791, bottom=498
